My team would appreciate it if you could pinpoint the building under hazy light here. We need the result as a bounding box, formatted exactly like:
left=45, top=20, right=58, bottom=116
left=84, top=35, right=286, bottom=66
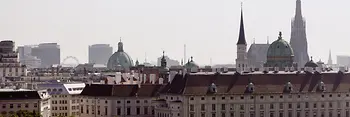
left=88, top=44, right=113, bottom=65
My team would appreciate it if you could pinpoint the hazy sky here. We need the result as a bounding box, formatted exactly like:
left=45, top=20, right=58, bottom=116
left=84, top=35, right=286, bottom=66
left=0, top=0, right=349, bottom=65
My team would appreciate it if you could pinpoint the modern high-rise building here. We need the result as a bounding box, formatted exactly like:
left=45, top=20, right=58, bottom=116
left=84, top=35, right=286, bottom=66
left=17, top=46, right=41, bottom=68
left=31, top=43, right=60, bottom=68
left=337, top=55, right=350, bottom=67
left=88, top=44, right=113, bottom=65
left=290, top=0, right=310, bottom=67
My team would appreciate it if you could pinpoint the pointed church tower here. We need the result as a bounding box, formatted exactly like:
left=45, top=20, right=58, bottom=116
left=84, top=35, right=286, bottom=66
left=236, top=4, right=248, bottom=72
left=328, top=50, right=333, bottom=65
left=290, top=0, right=310, bottom=67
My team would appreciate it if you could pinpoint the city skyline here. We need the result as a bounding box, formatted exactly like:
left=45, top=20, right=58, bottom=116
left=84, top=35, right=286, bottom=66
left=1, top=0, right=349, bottom=65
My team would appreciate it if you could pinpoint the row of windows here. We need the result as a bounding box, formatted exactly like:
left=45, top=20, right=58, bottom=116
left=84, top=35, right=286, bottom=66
left=82, top=99, right=148, bottom=104
left=116, top=106, right=153, bottom=115
left=190, top=94, right=350, bottom=101
left=2, top=67, right=25, bottom=72
left=52, top=100, right=68, bottom=104
left=189, top=102, right=350, bottom=112
left=52, top=95, right=68, bottom=98
left=2, top=103, right=37, bottom=109
left=52, top=106, right=68, bottom=110
left=189, top=110, right=350, bottom=117
left=81, top=105, right=108, bottom=116
left=52, top=112, right=68, bottom=117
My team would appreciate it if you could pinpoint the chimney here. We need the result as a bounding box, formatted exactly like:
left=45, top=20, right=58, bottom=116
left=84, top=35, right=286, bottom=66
left=158, top=78, right=164, bottom=84
left=274, top=67, right=279, bottom=72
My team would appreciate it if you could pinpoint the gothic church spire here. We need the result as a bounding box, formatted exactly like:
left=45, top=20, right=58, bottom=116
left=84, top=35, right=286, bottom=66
left=236, top=3, right=247, bottom=45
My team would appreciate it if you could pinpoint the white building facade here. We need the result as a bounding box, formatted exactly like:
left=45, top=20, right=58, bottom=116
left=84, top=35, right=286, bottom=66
left=36, top=82, right=85, bottom=117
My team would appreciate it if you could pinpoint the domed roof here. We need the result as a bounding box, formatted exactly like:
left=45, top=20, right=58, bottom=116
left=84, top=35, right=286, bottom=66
left=184, top=56, right=199, bottom=69
left=304, top=57, right=318, bottom=68
left=107, top=40, right=134, bottom=70
left=267, top=32, right=294, bottom=58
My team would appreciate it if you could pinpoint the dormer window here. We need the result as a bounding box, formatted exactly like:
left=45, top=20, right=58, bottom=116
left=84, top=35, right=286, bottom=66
left=208, top=83, right=217, bottom=93
left=318, top=81, right=326, bottom=92
left=246, top=82, right=255, bottom=93
left=284, top=82, right=293, bottom=93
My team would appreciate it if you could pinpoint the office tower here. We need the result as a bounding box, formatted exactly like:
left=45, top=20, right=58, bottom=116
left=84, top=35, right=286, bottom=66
left=31, top=43, right=60, bottom=68
left=88, top=44, right=113, bottom=65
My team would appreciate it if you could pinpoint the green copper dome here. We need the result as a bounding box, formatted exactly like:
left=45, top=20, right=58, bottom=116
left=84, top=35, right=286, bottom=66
left=184, top=56, right=199, bottom=69
left=264, top=32, right=295, bottom=68
left=267, top=32, right=294, bottom=58
left=107, top=41, right=134, bottom=70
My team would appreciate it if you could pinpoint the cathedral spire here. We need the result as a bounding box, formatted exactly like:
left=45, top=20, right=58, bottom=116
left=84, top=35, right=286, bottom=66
left=236, top=2, right=247, bottom=45
left=328, top=49, right=333, bottom=65
left=295, top=0, right=302, bottom=18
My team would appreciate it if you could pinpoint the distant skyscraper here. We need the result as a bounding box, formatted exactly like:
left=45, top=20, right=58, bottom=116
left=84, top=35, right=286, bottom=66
left=17, top=46, right=41, bottom=68
left=337, top=55, right=350, bottom=67
left=328, top=50, right=333, bottom=65
left=31, top=43, right=60, bottom=68
left=88, top=44, right=113, bottom=65
left=290, top=0, right=310, bottom=67
left=235, top=6, right=248, bottom=71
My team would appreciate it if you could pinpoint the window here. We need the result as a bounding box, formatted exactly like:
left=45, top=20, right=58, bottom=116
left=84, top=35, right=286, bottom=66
left=144, top=107, right=148, bottom=115
left=2, top=104, right=5, bottom=108
left=313, top=103, right=317, bottom=108
left=136, top=107, right=140, bottom=115
left=201, top=113, right=206, bottom=117
left=279, top=112, right=283, bottom=117
left=231, top=112, right=235, bottom=117
left=329, top=102, right=333, bottom=108
left=288, top=111, right=292, bottom=117
left=222, top=104, right=226, bottom=110
left=201, top=97, right=205, bottom=100
left=126, top=101, right=130, bottom=104
left=117, top=108, right=121, bottom=115
left=240, top=105, right=244, bottom=110
left=144, top=100, right=148, bottom=103
left=270, top=96, right=274, bottom=99
left=105, top=100, right=108, bottom=104
left=270, top=104, right=274, bottom=109
left=212, top=113, right=216, bottom=117
left=222, top=112, right=226, bottom=117
left=230, top=104, right=234, bottom=110
left=10, top=104, right=13, bottom=108
left=212, top=104, right=216, bottom=111
left=270, top=112, right=274, bottom=117
left=279, top=103, right=283, bottom=109
left=190, top=104, right=195, bottom=111
left=288, top=103, right=292, bottom=109
left=260, top=96, right=264, bottom=99
left=260, top=104, right=264, bottom=110
left=347, top=102, right=349, bottom=107
left=201, top=104, right=205, bottom=111
left=127, top=107, right=131, bottom=115
left=212, top=97, right=216, bottom=100
left=136, top=100, right=140, bottom=104
left=297, top=103, right=300, bottom=108
left=305, top=102, right=309, bottom=108
left=190, top=97, right=194, bottom=100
